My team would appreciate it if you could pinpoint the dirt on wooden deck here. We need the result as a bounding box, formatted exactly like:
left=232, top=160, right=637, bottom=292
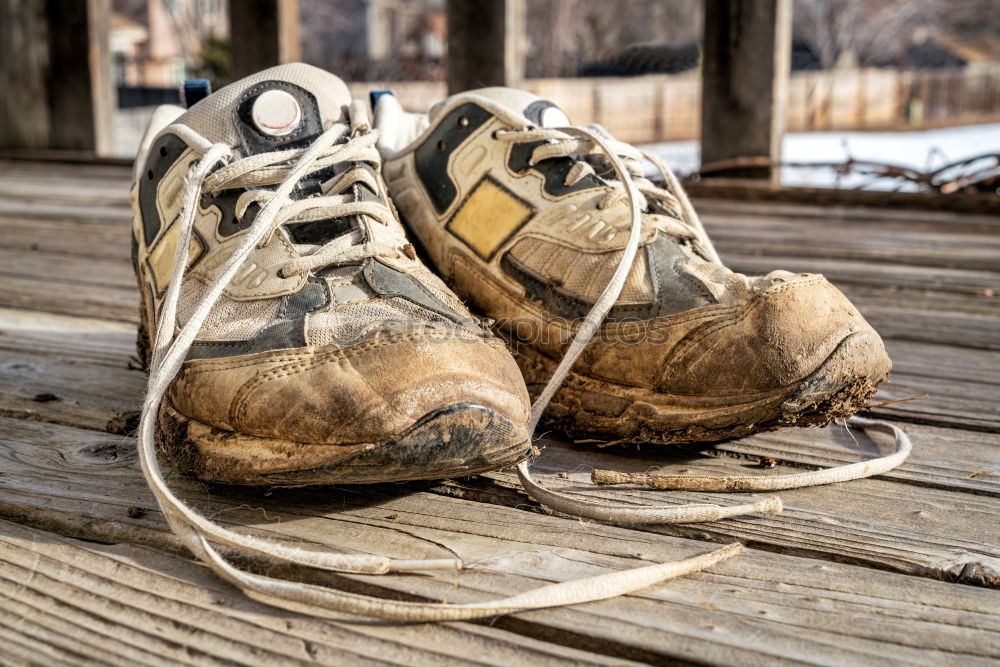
left=0, top=159, right=998, bottom=665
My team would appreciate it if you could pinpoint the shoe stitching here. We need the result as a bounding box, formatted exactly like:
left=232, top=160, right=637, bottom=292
left=181, top=329, right=484, bottom=374
left=227, top=332, right=492, bottom=430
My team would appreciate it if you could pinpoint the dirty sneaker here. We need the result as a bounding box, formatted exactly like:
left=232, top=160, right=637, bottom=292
left=373, top=88, right=892, bottom=446
left=130, top=65, right=534, bottom=486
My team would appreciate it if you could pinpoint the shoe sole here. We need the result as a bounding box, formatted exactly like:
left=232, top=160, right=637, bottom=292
left=511, top=332, right=890, bottom=445
left=156, top=398, right=535, bottom=486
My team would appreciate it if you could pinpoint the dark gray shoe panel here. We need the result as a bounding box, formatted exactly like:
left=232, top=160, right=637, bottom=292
left=499, top=252, right=656, bottom=322
left=414, top=101, right=605, bottom=215
left=185, top=258, right=484, bottom=361
left=363, top=259, right=479, bottom=329
left=645, top=233, right=718, bottom=316
left=499, top=233, right=717, bottom=323
left=414, top=102, right=494, bottom=213
left=506, top=139, right=604, bottom=198
left=138, top=133, right=190, bottom=248
left=186, top=277, right=331, bottom=360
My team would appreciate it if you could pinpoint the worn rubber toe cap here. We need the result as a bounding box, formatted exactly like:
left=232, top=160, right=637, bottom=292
left=656, top=274, right=891, bottom=397
left=168, top=331, right=530, bottom=445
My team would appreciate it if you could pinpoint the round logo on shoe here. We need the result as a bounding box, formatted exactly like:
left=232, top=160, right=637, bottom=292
left=251, top=89, right=302, bottom=137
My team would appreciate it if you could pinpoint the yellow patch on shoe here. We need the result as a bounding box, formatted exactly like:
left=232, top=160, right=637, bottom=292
left=447, top=176, right=533, bottom=261
left=148, top=221, right=205, bottom=295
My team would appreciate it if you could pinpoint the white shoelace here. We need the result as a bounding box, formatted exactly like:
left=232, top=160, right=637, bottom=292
left=138, top=117, right=742, bottom=621
left=492, top=122, right=912, bottom=523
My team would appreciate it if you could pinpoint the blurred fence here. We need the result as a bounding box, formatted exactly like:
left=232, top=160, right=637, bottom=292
left=114, top=65, right=1000, bottom=156
left=351, top=65, right=1000, bottom=144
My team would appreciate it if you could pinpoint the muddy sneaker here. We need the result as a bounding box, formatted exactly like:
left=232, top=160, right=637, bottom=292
left=130, top=65, right=532, bottom=486
left=373, top=88, right=891, bottom=445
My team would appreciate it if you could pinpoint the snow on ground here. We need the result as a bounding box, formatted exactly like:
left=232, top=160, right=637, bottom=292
left=643, top=122, right=1000, bottom=191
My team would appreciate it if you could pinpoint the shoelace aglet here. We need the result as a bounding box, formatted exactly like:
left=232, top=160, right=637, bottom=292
left=750, top=497, right=783, bottom=514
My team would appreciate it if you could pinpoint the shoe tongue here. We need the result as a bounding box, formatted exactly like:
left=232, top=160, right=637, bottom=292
left=178, top=64, right=366, bottom=255
left=431, top=87, right=571, bottom=128
left=177, top=62, right=353, bottom=156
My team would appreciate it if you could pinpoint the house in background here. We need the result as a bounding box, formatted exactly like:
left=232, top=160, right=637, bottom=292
left=112, top=0, right=226, bottom=87
left=110, top=12, right=148, bottom=85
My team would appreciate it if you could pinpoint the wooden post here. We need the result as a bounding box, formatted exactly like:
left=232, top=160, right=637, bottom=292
left=700, top=0, right=791, bottom=181
left=0, top=0, right=49, bottom=150
left=446, top=0, right=524, bottom=95
left=229, top=0, right=301, bottom=80
left=0, top=0, right=115, bottom=155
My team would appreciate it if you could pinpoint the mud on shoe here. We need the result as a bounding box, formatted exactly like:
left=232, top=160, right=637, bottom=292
left=130, top=64, right=533, bottom=486
left=373, top=88, right=892, bottom=446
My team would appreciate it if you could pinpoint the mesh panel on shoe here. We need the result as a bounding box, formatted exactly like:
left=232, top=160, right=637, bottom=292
left=178, top=279, right=280, bottom=341
left=508, top=237, right=652, bottom=305
left=307, top=297, right=451, bottom=346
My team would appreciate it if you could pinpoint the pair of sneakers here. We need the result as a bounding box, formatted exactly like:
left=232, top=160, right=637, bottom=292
left=131, top=64, right=902, bottom=619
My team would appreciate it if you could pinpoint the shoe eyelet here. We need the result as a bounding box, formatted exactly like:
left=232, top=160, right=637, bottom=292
left=458, top=116, right=469, bottom=127
left=146, top=169, right=154, bottom=180
left=491, top=130, right=502, bottom=139
left=159, top=145, right=168, bottom=157
left=437, top=140, right=446, bottom=151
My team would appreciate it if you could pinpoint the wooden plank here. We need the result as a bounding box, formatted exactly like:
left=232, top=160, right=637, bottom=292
left=0, top=177, right=130, bottom=205
left=842, top=284, right=1000, bottom=351
left=0, top=0, right=50, bottom=150
left=696, top=197, right=1000, bottom=233
left=0, top=217, right=129, bottom=261
left=0, top=197, right=132, bottom=224
left=700, top=0, right=791, bottom=181
left=0, top=521, right=639, bottom=667
left=2, top=418, right=999, bottom=665
left=0, top=309, right=142, bottom=430
left=879, top=340, right=998, bottom=432
left=0, top=623, right=94, bottom=667
left=0, top=159, right=132, bottom=182
left=886, top=339, right=1000, bottom=386
left=712, top=421, right=1000, bottom=497
left=687, top=180, right=1000, bottom=216
left=0, top=246, right=134, bottom=289
left=0, top=274, right=138, bottom=323
left=704, top=217, right=1000, bottom=272
left=698, top=199, right=1000, bottom=236
left=721, top=254, right=999, bottom=296
left=872, top=371, right=1000, bottom=432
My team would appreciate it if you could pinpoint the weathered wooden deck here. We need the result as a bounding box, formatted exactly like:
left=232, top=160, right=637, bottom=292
left=0, top=159, right=998, bottom=665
